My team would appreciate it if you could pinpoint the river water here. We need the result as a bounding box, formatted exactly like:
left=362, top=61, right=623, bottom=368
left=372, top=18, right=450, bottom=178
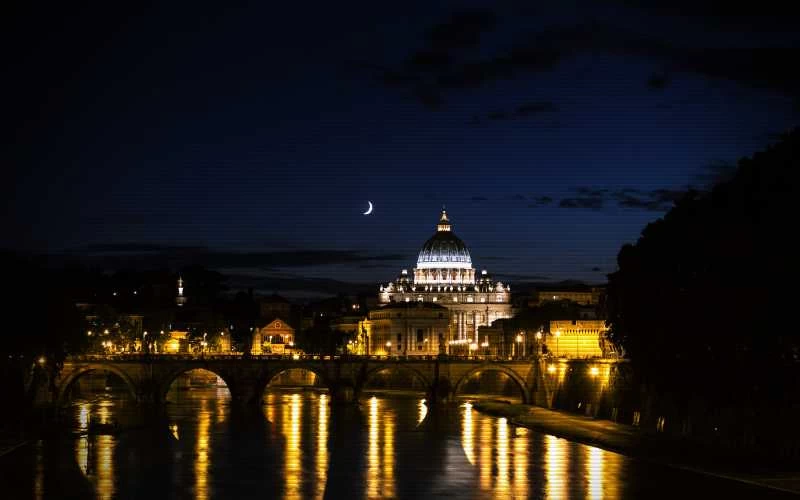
left=1, top=388, right=793, bottom=499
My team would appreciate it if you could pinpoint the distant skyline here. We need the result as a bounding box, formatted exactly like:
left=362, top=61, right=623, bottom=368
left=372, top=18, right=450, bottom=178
left=7, top=2, right=799, bottom=297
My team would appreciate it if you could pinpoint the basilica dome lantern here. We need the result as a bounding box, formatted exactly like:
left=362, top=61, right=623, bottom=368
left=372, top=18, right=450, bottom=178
left=414, top=209, right=475, bottom=285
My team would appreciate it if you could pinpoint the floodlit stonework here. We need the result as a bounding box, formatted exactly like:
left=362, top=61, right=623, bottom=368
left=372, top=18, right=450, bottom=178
left=376, top=209, right=513, bottom=354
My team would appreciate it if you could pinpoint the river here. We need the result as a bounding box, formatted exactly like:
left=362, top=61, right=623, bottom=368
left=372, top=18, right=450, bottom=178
left=1, top=388, right=793, bottom=499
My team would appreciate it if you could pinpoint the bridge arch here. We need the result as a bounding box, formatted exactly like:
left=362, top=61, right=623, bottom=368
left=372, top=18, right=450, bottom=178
left=57, top=364, right=139, bottom=407
left=160, top=366, right=234, bottom=403
left=262, top=365, right=331, bottom=393
left=453, top=364, right=530, bottom=404
left=360, top=364, right=433, bottom=396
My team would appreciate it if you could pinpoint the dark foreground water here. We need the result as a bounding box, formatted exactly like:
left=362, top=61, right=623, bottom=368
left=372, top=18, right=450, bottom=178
left=1, top=389, right=794, bottom=499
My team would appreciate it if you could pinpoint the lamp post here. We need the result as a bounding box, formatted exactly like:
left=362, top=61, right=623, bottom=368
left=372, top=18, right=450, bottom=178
left=535, top=330, right=542, bottom=353
left=386, top=341, right=392, bottom=356
left=515, top=333, right=523, bottom=359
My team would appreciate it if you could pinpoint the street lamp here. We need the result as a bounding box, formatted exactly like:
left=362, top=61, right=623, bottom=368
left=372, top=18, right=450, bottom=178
left=386, top=341, right=392, bottom=355
left=515, top=333, right=523, bottom=359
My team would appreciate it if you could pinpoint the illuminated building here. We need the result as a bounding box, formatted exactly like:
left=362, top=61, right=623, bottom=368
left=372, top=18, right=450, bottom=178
left=529, top=287, right=605, bottom=307
left=360, top=302, right=450, bottom=356
left=164, top=330, right=188, bottom=353
left=252, top=318, right=295, bottom=355
left=548, top=320, right=618, bottom=358
left=176, top=276, right=187, bottom=307
left=377, top=209, right=513, bottom=353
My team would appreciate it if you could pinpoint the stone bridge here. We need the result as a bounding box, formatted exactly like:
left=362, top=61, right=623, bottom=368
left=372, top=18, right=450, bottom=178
left=46, top=355, right=629, bottom=416
left=48, top=354, right=560, bottom=408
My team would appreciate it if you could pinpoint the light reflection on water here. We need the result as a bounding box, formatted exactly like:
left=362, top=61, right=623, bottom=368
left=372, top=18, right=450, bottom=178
left=264, top=391, right=330, bottom=499
left=11, top=391, right=771, bottom=499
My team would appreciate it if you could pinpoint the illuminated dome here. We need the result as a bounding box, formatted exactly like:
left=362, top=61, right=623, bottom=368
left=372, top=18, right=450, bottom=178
left=416, top=209, right=472, bottom=270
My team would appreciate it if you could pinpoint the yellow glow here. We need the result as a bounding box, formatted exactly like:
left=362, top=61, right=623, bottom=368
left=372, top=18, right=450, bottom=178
left=417, top=398, right=428, bottom=425
left=545, top=434, right=568, bottom=499
left=284, top=393, right=302, bottom=498
left=479, top=416, right=491, bottom=489
left=368, top=397, right=379, bottom=498
left=170, top=423, right=179, bottom=440
left=462, top=402, right=475, bottom=465
left=78, top=402, right=90, bottom=432
left=316, top=393, right=329, bottom=499
left=496, top=418, right=510, bottom=493
left=383, top=408, right=395, bottom=498
left=590, top=366, right=600, bottom=376
left=513, top=425, right=529, bottom=498
left=586, top=446, right=604, bottom=499
left=95, top=434, right=116, bottom=500
left=265, top=391, right=275, bottom=424
left=547, top=364, right=557, bottom=374
left=195, top=398, right=210, bottom=500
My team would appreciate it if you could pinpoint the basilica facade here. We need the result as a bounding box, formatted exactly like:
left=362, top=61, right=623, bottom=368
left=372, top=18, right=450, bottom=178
left=369, top=209, right=513, bottom=355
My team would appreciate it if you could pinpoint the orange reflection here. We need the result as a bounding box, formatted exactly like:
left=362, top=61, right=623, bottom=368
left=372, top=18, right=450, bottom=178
left=265, top=391, right=275, bottom=423
left=284, top=393, right=302, bottom=498
left=366, top=396, right=396, bottom=498
left=316, top=394, right=329, bottom=499
left=383, top=411, right=395, bottom=498
left=513, top=426, right=529, bottom=498
left=479, top=416, right=491, bottom=489
left=417, top=398, right=428, bottom=425
left=461, top=402, right=475, bottom=465
left=545, top=434, right=569, bottom=500
left=95, top=435, right=116, bottom=500
left=195, top=398, right=210, bottom=500
left=586, top=446, right=604, bottom=499
left=368, top=397, right=379, bottom=498
left=584, top=444, right=621, bottom=499
left=496, top=418, right=510, bottom=493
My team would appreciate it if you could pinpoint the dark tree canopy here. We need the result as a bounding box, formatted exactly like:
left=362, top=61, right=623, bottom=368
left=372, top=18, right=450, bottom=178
left=606, top=129, right=799, bottom=398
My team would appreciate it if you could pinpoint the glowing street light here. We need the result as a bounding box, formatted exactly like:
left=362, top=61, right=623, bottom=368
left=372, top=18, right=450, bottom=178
left=386, top=341, right=392, bottom=354
left=37, top=356, right=46, bottom=366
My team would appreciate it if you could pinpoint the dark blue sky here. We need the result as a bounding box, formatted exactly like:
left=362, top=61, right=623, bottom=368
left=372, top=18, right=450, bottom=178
left=7, top=2, right=800, bottom=296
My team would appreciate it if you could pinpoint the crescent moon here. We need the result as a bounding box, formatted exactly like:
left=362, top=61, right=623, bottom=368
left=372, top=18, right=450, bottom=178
left=363, top=201, right=373, bottom=215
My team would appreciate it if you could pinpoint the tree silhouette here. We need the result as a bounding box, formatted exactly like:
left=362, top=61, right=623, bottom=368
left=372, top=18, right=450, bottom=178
left=606, top=129, right=800, bottom=430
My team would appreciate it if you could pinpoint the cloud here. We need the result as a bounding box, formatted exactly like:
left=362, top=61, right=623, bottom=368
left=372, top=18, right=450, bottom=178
left=559, top=196, right=604, bottom=210
left=470, top=101, right=559, bottom=124
left=553, top=186, right=686, bottom=212
left=360, top=9, right=800, bottom=110
left=692, top=160, right=737, bottom=187
left=60, top=245, right=406, bottom=270
left=534, top=195, right=553, bottom=203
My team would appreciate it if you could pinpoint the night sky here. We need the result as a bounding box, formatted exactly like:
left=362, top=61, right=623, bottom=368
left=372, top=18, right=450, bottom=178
left=7, top=2, right=800, bottom=297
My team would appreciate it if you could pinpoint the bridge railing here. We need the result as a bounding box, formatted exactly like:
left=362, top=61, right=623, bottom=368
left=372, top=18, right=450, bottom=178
left=66, top=353, right=558, bottom=363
